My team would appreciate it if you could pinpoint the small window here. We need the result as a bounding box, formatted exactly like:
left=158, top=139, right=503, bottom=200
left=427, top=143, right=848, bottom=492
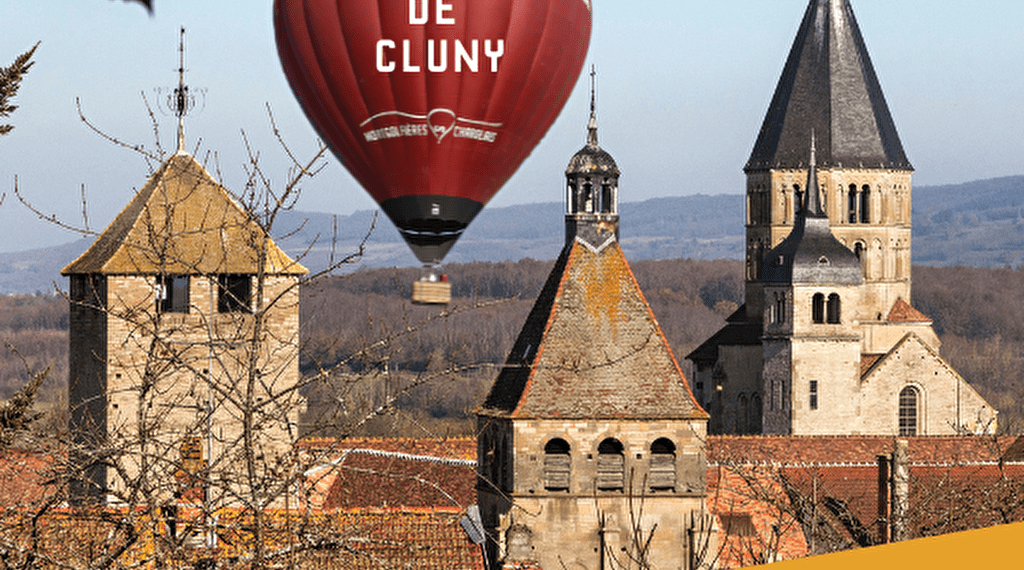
left=899, top=386, right=919, bottom=436
left=827, top=293, right=841, bottom=324
left=860, top=185, right=871, bottom=223
left=809, top=380, right=818, bottom=410
left=543, top=438, right=571, bottom=491
left=812, top=293, right=825, bottom=324
left=721, top=513, right=755, bottom=537
left=649, top=438, right=676, bottom=491
left=218, top=274, right=251, bottom=313
left=157, top=275, right=190, bottom=313
left=597, top=438, right=625, bottom=492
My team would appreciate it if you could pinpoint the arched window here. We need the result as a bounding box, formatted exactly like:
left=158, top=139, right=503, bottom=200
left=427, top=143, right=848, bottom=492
left=543, top=438, right=571, bottom=491
left=899, top=386, right=920, bottom=436
left=601, top=181, right=614, bottom=213
left=794, top=184, right=803, bottom=217
left=738, top=393, right=748, bottom=433
left=649, top=438, right=676, bottom=491
left=812, top=293, right=825, bottom=324
left=597, top=438, right=625, bottom=491
left=582, top=180, right=594, bottom=213
left=848, top=184, right=859, bottom=223
left=749, top=393, right=763, bottom=433
left=827, top=293, right=841, bottom=324
left=775, top=293, right=786, bottom=325
left=860, top=185, right=871, bottom=223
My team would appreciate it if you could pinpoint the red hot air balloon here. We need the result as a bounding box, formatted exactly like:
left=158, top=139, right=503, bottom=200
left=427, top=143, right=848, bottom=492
left=274, top=0, right=592, bottom=287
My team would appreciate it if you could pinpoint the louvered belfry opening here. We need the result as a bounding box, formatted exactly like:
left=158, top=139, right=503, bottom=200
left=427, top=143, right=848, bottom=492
left=597, top=438, right=625, bottom=492
left=543, top=438, right=571, bottom=491
left=649, top=438, right=677, bottom=491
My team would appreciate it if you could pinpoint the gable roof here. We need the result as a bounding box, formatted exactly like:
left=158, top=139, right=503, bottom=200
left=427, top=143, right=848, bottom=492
left=479, top=240, right=706, bottom=420
left=62, top=152, right=305, bottom=276
left=745, top=0, right=911, bottom=171
left=887, top=298, right=931, bottom=323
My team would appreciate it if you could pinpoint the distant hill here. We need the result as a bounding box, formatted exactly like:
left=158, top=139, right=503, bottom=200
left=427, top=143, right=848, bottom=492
left=3, top=175, right=1022, bottom=294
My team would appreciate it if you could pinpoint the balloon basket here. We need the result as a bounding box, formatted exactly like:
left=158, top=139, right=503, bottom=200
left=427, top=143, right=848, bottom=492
left=411, top=266, right=450, bottom=305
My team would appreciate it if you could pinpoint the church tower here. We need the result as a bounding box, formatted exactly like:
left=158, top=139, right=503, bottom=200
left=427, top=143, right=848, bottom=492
left=744, top=0, right=912, bottom=323
left=476, top=82, right=713, bottom=570
left=63, top=38, right=307, bottom=502
left=760, top=137, right=864, bottom=435
left=687, top=0, right=996, bottom=437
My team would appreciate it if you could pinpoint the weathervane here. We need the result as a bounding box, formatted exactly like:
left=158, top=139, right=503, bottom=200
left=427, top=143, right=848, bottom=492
left=157, top=27, right=205, bottom=154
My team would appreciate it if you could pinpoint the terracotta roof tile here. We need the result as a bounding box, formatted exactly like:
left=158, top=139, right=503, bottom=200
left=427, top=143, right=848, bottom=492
left=860, top=354, right=883, bottom=376
left=887, top=298, right=931, bottom=323
left=62, top=152, right=305, bottom=276
left=480, top=241, right=706, bottom=420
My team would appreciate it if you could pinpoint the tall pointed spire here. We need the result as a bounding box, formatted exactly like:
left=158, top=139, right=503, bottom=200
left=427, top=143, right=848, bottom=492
left=174, top=27, right=189, bottom=154
left=746, top=0, right=911, bottom=171
left=804, top=131, right=825, bottom=217
left=586, top=64, right=598, bottom=147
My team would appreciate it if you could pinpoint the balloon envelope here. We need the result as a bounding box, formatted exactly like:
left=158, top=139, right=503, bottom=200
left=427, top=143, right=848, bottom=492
left=274, top=0, right=592, bottom=264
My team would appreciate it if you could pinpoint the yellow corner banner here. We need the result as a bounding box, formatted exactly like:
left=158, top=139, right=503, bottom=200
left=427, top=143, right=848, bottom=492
left=766, top=522, right=1024, bottom=569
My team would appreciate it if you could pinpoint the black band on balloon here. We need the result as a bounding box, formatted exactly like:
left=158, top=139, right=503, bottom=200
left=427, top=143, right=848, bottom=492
left=380, top=195, right=484, bottom=264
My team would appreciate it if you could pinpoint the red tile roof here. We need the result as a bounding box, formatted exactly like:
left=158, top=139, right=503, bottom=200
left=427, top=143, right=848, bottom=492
left=707, top=435, right=1018, bottom=465
left=301, top=438, right=478, bottom=511
left=887, top=298, right=931, bottom=323
left=0, top=450, right=60, bottom=507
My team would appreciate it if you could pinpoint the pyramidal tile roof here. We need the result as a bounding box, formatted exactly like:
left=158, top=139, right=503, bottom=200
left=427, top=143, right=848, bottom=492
left=479, top=239, right=706, bottom=420
left=745, top=0, right=911, bottom=171
left=62, top=152, right=305, bottom=276
left=887, top=298, right=931, bottom=323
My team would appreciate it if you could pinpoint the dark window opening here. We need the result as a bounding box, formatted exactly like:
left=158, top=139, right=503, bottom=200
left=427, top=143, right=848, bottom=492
left=601, top=182, right=614, bottom=214
left=597, top=438, right=625, bottom=491
left=860, top=185, right=871, bottom=223
left=582, top=180, right=594, bottom=213
left=649, top=438, right=676, bottom=491
left=218, top=274, right=251, bottom=313
left=543, top=438, right=571, bottom=491
left=809, top=380, right=819, bottom=410
left=827, top=293, right=841, bottom=324
left=721, top=513, right=755, bottom=537
left=794, top=185, right=803, bottom=217
left=157, top=275, right=190, bottom=313
left=848, top=184, right=858, bottom=223
left=812, top=293, right=825, bottom=324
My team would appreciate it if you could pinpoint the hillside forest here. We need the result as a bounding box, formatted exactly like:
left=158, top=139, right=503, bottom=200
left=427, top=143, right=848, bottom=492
left=2, top=259, right=1023, bottom=438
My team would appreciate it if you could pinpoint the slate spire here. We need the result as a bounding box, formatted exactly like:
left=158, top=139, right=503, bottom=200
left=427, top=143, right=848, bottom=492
left=760, top=135, right=862, bottom=285
left=746, top=0, right=911, bottom=171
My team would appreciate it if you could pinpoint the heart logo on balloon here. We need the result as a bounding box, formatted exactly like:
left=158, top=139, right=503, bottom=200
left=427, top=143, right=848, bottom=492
left=427, top=109, right=457, bottom=144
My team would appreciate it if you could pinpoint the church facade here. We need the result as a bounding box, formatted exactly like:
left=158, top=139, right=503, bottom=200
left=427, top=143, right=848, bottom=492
left=686, top=0, right=996, bottom=436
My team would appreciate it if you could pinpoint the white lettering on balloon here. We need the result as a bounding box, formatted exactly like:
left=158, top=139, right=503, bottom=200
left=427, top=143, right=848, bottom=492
left=360, top=109, right=501, bottom=145
left=375, top=0, right=505, bottom=73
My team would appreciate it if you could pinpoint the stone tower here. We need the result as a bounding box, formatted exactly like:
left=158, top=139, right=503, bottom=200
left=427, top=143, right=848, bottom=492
left=63, top=148, right=307, bottom=503
left=760, top=138, right=865, bottom=435
left=743, top=0, right=912, bottom=323
left=687, top=0, right=996, bottom=436
left=476, top=92, right=713, bottom=570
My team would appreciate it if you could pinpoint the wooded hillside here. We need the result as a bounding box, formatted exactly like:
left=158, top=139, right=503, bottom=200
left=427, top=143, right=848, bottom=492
left=3, top=259, right=1023, bottom=436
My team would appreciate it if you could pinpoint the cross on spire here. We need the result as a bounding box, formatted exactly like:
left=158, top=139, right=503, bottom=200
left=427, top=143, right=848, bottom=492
left=587, top=64, right=598, bottom=147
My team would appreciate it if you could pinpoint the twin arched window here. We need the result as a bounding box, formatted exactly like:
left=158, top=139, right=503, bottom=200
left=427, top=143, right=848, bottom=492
left=812, top=293, right=842, bottom=324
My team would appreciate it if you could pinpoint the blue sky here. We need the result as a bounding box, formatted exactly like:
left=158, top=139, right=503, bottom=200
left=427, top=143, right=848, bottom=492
left=1, top=0, right=1022, bottom=253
